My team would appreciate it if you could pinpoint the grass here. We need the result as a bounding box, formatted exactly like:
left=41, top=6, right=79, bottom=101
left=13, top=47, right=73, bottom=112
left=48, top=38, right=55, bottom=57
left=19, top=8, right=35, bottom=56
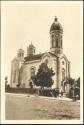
left=5, top=93, right=80, bottom=120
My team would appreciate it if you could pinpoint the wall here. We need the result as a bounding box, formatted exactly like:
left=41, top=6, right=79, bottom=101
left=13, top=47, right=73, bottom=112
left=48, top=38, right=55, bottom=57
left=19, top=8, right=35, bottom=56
left=20, top=60, right=41, bottom=88
left=20, top=54, right=57, bottom=88
left=61, top=57, right=70, bottom=81
left=10, top=59, right=20, bottom=87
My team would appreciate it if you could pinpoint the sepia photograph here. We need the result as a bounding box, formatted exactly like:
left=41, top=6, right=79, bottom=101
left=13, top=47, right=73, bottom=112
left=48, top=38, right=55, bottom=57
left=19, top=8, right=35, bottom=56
left=1, top=1, right=83, bottom=124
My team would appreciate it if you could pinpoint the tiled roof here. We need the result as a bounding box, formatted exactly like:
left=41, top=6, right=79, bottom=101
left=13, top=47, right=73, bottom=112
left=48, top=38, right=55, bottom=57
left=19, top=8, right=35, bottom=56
left=24, top=52, right=57, bottom=62
left=24, top=53, right=44, bottom=62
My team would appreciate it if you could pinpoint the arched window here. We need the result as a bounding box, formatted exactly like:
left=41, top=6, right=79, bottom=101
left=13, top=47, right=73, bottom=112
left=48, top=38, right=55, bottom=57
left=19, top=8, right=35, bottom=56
left=61, top=40, right=62, bottom=48
left=31, top=67, right=36, bottom=78
left=62, top=61, right=65, bottom=65
left=61, top=36, right=62, bottom=48
left=51, top=34, right=55, bottom=48
left=56, top=38, right=58, bottom=47
left=22, top=53, right=24, bottom=57
left=52, top=39, right=54, bottom=48
left=45, top=59, right=48, bottom=65
left=52, top=34, right=54, bottom=38
left=13, top=71, right=16, bottom=83
left=34, top=49, right=35, bottom=54
left=62, top=68, right=65, bottom=81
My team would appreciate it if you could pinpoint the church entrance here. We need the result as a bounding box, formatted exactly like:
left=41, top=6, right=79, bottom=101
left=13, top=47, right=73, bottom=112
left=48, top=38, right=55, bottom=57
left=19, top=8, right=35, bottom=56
left=62, top=80, right=70, bottom=94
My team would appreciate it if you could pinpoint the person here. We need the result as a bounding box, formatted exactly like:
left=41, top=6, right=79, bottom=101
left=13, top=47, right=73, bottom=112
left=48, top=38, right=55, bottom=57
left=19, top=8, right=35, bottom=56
left=59, top=86, right=63, bottom=97
left=61, top=90, right=63, bottom=96
left=29, top=81, right=33, bottom=89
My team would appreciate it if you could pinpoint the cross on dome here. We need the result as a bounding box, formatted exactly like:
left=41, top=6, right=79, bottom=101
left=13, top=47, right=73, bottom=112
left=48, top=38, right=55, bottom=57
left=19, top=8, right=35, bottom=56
left=54, top=16, right=58, bottom=22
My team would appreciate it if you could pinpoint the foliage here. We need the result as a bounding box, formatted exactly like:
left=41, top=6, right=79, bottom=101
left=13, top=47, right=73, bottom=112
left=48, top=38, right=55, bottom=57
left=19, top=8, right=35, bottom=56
left=17, top=84, right=20, bottom=88
left=68, top=77, right=80, bottom=100
left=32, top=63, right=55, bottom=88
left=76, top=77, right=80, bottom=88
left=29, top=81, right=33, bottom=89
left=66, top=77, right=75, bottom=86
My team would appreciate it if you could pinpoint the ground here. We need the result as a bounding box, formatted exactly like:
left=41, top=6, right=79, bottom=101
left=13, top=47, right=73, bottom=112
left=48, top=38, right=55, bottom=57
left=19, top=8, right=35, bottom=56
left=5, top=93, right=80, bottom=120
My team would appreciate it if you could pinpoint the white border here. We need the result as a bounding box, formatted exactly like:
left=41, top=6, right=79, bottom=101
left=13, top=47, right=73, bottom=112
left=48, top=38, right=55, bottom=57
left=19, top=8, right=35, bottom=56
left=1, top=1, right=83, bottom=124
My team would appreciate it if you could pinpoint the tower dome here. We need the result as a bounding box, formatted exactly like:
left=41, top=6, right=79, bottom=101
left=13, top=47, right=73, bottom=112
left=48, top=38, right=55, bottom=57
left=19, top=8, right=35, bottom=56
left=27, top=42, right=36, bottom=56
left=50, top=17, right=63, bottom=33
left=29, top=43, right=35, bottom=49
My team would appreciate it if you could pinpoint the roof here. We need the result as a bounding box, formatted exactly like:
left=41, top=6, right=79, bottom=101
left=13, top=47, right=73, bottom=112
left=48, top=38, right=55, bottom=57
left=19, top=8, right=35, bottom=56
left=24, top=53, right=44, bottom=62
left=28, top=43, right=35, bottom=48
left=50, top=17, right=63, bottom=33
left=61, top=54, right=70, bottom=63
left=11, top=57, right=19, bottom=62
left=24, top=52, right=57, bottom=62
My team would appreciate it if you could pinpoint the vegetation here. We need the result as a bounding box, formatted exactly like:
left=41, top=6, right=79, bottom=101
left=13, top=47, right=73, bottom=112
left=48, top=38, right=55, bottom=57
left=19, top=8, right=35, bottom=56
left=32, top=63, right=55, bottom=88
left=5, top=76, right=10, bottom=89
left=31, top=63, right=55, bottom=95
left=68, top=77, right=80, bottom=100
left=76, top=77, right=80, bottom=88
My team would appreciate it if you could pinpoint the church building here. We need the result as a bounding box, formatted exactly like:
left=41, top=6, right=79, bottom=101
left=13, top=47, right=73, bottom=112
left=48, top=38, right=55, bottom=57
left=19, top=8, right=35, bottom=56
left=10, top=17, right=70, bottom=93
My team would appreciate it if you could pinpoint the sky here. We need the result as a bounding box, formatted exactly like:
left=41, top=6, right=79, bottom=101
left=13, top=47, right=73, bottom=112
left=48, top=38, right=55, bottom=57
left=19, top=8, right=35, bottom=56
left=1, top=1, right=83, bottom=82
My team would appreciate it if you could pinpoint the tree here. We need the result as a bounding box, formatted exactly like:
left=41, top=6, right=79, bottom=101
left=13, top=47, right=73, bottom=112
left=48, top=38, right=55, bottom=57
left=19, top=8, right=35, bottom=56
left=67, top=77, right=80, bottom=100
left=67, top=77, right=75, bottom=86
left=75, top=77, right=80, bottom=100
left=76, top=77, right=80, bottom=88
left=29, top=81, right=33, bottom=89
left=32, top=63, right=55, bottom=89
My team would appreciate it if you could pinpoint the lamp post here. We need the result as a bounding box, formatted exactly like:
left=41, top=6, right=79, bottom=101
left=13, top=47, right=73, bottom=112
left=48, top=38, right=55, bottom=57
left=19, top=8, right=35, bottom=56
left=5, top=77, right=8, bottom=86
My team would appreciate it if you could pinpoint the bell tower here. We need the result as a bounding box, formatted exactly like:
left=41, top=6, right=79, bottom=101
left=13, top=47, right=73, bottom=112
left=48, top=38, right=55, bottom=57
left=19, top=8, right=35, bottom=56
left=27, top=42, right=36, bottom=56
left=17, top=48, right=24, bottom=61
left=50, top=17, right=63, bottom=55
left=50, top=17, right=63, bottom=91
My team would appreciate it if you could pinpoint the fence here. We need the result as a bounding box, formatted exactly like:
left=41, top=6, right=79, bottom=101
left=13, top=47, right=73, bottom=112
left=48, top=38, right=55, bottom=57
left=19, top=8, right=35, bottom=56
left=5, top=87, right=59, bottom=97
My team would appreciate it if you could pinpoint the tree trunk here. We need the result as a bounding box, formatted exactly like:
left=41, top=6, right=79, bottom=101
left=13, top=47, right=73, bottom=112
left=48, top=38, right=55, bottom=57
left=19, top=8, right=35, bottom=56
left=37, top=88, right=40, bottom=96
left=41, top=86, right=44, bottom=96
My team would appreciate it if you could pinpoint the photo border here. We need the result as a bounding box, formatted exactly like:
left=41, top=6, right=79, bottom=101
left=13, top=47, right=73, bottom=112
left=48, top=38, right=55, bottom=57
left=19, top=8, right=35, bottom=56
left=0, top=0, right=83, bottom=124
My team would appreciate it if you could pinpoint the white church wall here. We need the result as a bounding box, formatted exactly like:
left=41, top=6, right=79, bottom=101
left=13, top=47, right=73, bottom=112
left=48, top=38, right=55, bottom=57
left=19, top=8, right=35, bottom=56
left=20, top=60, right=41, bottom=88
left=61, top=57, right=69, bottom=81
left=41, top=53, right=53, bottom=67
left=11, top=59, right=20, bottom=87
left=51, top=58, right=58, bottom=89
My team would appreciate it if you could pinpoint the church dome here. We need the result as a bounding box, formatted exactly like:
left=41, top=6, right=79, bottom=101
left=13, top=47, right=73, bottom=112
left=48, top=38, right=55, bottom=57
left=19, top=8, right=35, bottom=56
left=50, top=17, right=63, bottom=33
left=29, top=42, right=35, bottom=48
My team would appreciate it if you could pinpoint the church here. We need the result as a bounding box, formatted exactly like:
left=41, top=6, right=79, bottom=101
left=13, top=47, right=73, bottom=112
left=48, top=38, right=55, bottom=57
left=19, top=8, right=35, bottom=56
left=10, top=17, right=70, bottom=93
